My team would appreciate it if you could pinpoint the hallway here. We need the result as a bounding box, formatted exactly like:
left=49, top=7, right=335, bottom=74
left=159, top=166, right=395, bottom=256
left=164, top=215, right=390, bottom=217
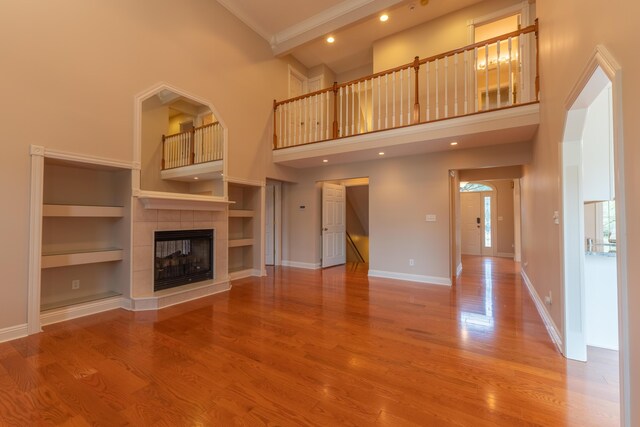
left=0, top=256, right=619, bottom=425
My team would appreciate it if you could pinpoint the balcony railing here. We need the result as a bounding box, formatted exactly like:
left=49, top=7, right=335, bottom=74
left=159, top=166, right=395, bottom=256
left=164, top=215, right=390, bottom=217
left=273, top=20, right=539, bottom=150
left=162, top=122, right=224, bottom=170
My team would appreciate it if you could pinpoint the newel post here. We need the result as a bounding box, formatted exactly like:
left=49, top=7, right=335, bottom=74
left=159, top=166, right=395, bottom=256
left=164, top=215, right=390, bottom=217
left=413, top=56, right=420, bottom=124
left=273, top=100, right=278, bottom=149
left=332, top=82, right=339, bottom=138
left=161, top=135, right=166, bottom=170
left=534, top=18, right=540, bottom=101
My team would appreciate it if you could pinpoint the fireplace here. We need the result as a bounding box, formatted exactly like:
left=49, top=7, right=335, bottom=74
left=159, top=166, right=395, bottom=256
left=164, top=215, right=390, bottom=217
left=154, top=229, right=214, bottom=291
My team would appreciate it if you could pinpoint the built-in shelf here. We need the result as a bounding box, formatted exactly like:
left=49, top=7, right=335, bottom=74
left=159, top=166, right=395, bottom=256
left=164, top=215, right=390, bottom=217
left=40, top=290, right=122, bottom=312
left=228, top=209, right=255, bottom=218
left=228, top=238, right=255, bottom=248
left=43, top=204, right=125, bottom=217
left=227, top=182, right=262, bottom=279
left=41, top=248, right=123, bottom=269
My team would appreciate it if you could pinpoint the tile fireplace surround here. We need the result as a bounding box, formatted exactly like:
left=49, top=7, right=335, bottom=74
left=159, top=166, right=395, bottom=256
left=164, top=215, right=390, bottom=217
left=131, top=197, right=229, bottom=310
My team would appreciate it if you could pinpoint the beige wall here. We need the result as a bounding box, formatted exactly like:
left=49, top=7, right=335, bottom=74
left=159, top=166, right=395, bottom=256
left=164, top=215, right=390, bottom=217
left=522, top=1, right=640, bottom=423
left=283, top=142, right=531, bottom=278
left=0, top=0, right=294, bottom=330
left=373, top=0, right=525, bottom=72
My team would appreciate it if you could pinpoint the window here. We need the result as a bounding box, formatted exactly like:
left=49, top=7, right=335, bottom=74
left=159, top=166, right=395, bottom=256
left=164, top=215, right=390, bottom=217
left=484, top=196, right=492, bottom=247
left=460, top=182, right=493, bottom=192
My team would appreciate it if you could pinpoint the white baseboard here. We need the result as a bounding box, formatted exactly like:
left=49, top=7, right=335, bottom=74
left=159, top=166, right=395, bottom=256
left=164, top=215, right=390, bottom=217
left=368, top=270, right=451, bottom=286
left=456, top=263, right=463, bottom=276
left=40, top=297, right=126, bottom=327
left=0, top=323, right=28, bottom=343
left=130, top=280, right=231, bottom=311
left=497, top=252, right=515, bottom=258
left=281, top=260, right=321, bottom=270
left=521, top=269, right=564, bottom=353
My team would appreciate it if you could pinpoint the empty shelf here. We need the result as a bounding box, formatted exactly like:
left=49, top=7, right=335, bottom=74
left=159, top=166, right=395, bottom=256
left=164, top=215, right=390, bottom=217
left=42, top=248, right=123, bottom=269
left=228, top=239, right=254, bottom=248
left=40, top=290, right=122, bottom=312
left=43, top=204, right=125, bottom=217
left=228, top=210, right=255, bottom=218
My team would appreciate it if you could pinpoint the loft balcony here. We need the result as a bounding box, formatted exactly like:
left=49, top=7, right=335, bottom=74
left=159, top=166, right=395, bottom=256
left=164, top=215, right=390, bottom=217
left=160, top=122, right=224, bottom=181
left=272, top=22, right=540, bottom=168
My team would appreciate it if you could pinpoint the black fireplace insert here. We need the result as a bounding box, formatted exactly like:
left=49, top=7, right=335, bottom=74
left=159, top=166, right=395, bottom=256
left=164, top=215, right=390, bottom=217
left=154, top=229, right=214, bottom=291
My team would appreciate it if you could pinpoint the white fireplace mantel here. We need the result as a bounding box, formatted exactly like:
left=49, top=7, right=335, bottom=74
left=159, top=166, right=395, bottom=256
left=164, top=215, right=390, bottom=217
left=135, top=190, right=233, bottom=211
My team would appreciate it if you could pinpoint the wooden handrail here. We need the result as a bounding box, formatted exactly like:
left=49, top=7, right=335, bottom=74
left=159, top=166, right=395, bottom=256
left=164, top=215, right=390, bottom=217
left=163, top=121, right=221, bottom=140
left=274, top=23, right=538, bottom=109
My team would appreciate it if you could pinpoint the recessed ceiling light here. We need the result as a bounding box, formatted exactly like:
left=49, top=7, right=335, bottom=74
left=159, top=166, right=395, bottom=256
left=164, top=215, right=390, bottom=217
left=380, top=14, right=389, bottom=22
left=378, top=152, right=385, bottom=156
left=450, top=141, right=458, bottom=146
left=323, top=159, right=329, bottom=163
left=326, top=36, right=335, bottom=44
left=194, top=177, right=199, bottom=180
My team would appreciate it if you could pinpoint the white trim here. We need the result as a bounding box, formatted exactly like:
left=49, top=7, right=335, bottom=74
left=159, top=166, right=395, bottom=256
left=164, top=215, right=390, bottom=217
left=456, top=263, right=463, bottom=276
left=136, top=190, right=231, bottom=211
left=368, top=270, right=451, bottom=286
left=129, top=280, right=231, bottom=311
left=561, top=44, right=629, bottom=426
left=496, top=252, right=515, bottom=258
left=288, top=65, right=308, bottom=98
left=281, top=260, right=321, bottom=270
left=132, top=82, right=229, bottom=198
left=273, top=103, right=539, bottom=167
left=0, top=324, right=28, bottom=343
left=40, top=297, right=127, bottom=327
left=44, top=148, right=134, bottom=170
left=215, top=0, right=273, bottom=42
left=271, top=0, right=404, bottom=55
left=27, top=146, right=45, bottom=335
left=521, top=269, right=563, bottom=353
left=224, top=175, right=265, bottom=187
left=467, top=1, right=530, bottom=43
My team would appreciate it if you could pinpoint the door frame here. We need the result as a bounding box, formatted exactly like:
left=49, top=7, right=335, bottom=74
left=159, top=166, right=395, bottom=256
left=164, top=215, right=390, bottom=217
left=560, top=45, right=628, bottom=424
left=264, top=180, right=282, bottom=266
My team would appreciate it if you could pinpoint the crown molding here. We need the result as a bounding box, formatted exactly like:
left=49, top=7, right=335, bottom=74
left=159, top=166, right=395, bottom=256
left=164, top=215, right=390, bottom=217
left=216, top=0, right=273, bottom=42
left=271, top=0, right=403, bottom=56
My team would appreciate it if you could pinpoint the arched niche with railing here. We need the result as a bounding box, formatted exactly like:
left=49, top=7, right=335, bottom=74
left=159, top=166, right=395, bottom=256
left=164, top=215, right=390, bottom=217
left=134, top=84, right=227, bottom=198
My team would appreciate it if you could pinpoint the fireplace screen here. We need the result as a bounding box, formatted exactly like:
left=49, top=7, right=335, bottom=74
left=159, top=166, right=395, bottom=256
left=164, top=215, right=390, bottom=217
left=154, top=229, right=214, bottom=291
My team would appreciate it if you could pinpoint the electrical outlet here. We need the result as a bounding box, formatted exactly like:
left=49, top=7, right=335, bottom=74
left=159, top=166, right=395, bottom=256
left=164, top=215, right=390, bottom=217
left=72, top=280, right=80, bottom=290
left=409, top=259, right=415, bottom=266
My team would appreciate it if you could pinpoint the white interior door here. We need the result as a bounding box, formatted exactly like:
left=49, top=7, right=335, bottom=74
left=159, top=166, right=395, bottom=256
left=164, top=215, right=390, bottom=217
left=322, top=183, right=346, bottom=268
left=265, top=184, right=274, bottom=266
left=461, top=192, right=482, bottom=255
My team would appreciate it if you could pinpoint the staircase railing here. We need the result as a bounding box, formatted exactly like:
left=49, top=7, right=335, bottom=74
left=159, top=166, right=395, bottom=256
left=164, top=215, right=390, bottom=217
left=346, top=232, right=365, bottom=263
left=162, top=121, right=224, bottom=170
left=273, top=20, right=539, bottom=150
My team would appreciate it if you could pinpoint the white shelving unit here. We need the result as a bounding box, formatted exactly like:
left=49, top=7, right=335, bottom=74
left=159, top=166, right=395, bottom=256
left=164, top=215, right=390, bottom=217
left=40, top=159, right=131, bottom=316
left=228, top=182, right=262, bottom=280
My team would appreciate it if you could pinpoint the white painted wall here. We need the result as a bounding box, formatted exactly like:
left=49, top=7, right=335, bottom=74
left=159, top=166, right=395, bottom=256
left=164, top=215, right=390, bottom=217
left=522, top=1, right=640, bottom=424
left=585, top=254, right=618, bottom=350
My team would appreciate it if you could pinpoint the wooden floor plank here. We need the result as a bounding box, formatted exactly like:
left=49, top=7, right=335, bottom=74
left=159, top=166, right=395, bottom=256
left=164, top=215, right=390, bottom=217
left=0, top=256, right=619, bottom=426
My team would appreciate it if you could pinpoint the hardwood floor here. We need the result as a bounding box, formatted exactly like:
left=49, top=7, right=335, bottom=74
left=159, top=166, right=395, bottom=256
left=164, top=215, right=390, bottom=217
left=0, top=256, right=619, bottom=426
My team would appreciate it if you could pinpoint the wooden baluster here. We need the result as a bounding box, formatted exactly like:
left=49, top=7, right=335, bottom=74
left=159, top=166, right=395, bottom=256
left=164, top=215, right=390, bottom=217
left=407, top=67, right=411, bottom=124
left=351, top=84, right=355, bottom=136
left=400, top=70, right=403, bottom=126
left=464, top=50, right=468, bottom=114
left=474, top=47, right=479, bottom=112
left=339, top=86, right=343, bottom=137
left=497, top=41, right=501, bottom=108
left=357, top=81, right=361, bottom=134
left=426, top=61, right=430, bottom=121
left=508, top=37, right=513, bottom=105
left=435, top=59, right=439, bottom=119
left=331, top=83, right=337, bottom=139
left=485, top=43, right=489, bottom=110
left=385, top=74, right=389, bottom=129
left=413, top=56, right=420, bottom=124
left=273, top=100, right=278, bottom=149
left=444, top=55, right=449, bottom=118
left=377, top=76, right=381, bottom=130
left=392, top=72, right=396, bottom=128
left=325, top=91, right=329, bottom=139
left=161, top=135, right=166, bottom=170
left=364, top=79, right=368, bottom=132
left=454, top=53, right=459, bottom=117
left=190, top=129, right=195, bottom=165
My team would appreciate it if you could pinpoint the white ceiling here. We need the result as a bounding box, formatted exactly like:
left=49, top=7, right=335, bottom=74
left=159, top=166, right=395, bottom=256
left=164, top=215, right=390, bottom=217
left=217, top=0, right=484, bottom=75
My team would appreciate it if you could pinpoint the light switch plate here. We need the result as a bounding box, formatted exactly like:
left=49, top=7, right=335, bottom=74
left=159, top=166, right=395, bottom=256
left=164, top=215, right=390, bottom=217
left=425, top=214, right=436, bottom=222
